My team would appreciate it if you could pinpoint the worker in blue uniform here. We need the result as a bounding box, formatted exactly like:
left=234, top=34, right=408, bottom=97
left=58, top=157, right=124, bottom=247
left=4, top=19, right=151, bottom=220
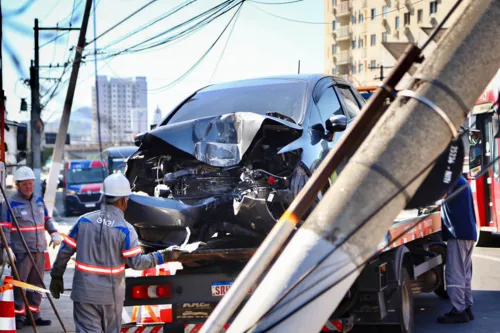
left=437, top=175, right=477, bottom=324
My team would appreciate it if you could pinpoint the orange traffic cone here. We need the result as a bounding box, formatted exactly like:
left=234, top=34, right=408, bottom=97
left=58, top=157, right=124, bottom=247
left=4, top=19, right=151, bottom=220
left=44, top=251, right=52, bottom=271
left=0, top=276, right=15, bottom=333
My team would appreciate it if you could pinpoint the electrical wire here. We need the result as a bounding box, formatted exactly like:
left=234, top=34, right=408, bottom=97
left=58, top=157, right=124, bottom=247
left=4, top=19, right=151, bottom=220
left=250, top=0, right=424, bottom=25
left=94, top=0, right=238, bottom=60
left=86, top=0, right=159, bottom=46
left=98, top=0, right=200, bottom=52
left=147, top=1, right=245, bottom=93
left=208, top=1, right=243, bottom=83
left=249, top=0, right=303, bottom=4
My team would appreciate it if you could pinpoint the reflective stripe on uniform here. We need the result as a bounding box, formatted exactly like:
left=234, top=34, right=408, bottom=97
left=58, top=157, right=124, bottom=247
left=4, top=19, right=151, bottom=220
left=0, top=222, right=12, bottom=228
left=63, top=236, right=77, bottom=249
left=29, top=305, right=40, bottom=312
left=11, top=226, right=45, bottom=232
left=14, top=308, right=25, bottom=314
left=123, top=247, right=142, bottom=258
left=44, top=216, right=51, bottom=221
left=75, top=260, right=126, bottom=275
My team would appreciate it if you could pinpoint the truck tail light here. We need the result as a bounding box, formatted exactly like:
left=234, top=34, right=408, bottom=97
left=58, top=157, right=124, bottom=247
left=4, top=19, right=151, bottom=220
left=131, top=284, right=172, bottom=299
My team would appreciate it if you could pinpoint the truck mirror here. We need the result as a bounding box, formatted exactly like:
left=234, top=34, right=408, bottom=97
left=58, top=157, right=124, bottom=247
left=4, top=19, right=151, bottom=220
left=469, top=145, right=482, bottom=178
left=468, top=129, right=481, bottom=145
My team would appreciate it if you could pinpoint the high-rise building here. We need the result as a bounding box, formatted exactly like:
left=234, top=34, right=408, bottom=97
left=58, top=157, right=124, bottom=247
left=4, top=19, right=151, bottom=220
left=152, top=105, right=163, bottom=128
left=92, top=76, right=148, bottom=144
left=324, top=0, right=457, bottom=87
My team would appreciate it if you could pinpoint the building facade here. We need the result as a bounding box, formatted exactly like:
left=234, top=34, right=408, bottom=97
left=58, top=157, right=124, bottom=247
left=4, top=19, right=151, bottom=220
left=92, top=76, right=148, bottom=144
left=324, top=0, right=457, bottom=87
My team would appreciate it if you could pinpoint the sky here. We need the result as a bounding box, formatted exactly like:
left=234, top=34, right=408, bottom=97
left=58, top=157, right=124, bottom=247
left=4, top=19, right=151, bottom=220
left=2, top=0, right=324, bottom=128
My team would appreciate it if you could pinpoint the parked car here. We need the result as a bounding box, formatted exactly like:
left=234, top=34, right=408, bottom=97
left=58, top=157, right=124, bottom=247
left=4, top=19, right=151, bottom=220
left=125, top=75, right=365, bottom=250
left=102, top=146, right=137, bottom=175
left=63, top=160, right=107, bottom=216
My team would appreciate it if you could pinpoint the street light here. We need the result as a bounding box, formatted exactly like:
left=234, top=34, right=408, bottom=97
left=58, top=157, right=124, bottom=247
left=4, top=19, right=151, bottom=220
left=20, top=98, right=28, bottom=112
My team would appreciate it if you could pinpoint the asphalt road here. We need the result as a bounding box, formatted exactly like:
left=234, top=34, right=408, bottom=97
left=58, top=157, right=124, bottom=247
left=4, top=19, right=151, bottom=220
left=11, top=194, right=500, bottom=332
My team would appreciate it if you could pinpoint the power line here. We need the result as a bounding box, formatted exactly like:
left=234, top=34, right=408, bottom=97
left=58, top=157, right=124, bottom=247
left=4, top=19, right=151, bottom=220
left=250, top=0, right=425, bottom=25
left=148, top=0, right=245, bottom=93
left=249, top=0, right=303, bottom=4
left=209, top=1, right=243, bottom=83
left=85, top=0, right=159, bottom=46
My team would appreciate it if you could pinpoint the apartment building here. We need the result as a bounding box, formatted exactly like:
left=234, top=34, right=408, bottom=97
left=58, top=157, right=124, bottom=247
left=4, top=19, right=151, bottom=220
left=324, top=0, right=457, bottom=87
left=92, top=76, right=148, bottom=144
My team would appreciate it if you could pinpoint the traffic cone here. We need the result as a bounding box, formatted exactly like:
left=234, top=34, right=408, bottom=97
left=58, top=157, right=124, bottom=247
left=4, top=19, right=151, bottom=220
left=0, top=276, right=16, bottom=333
left=44, top=251, right=52, bottom=271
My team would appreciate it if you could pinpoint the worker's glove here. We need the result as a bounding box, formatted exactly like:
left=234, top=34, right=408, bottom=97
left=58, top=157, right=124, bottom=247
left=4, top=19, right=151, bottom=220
left=157, top=249, right=183, bottom=263
left=2, top=247, right=15, bottom=264
left=49, top=277, right=64, bottom=299
left=49, top=232, right=63, bottom=249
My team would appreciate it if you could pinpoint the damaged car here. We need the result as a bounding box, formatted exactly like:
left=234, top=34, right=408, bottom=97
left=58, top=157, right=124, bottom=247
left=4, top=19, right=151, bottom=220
left=125, top=75, right=365, bottom=250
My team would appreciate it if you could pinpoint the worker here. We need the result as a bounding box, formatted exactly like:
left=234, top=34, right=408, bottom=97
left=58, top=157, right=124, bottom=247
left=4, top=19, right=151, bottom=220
left=1, top=166, right=62, bottom=329
left=50, top=173, right=180, bottom=333
left=437, top=175, right=477, bottom=324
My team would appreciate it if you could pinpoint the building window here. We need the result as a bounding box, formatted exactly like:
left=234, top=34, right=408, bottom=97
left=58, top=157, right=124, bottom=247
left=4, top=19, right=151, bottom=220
left=352, top=40, right=356, bottom=49
left=332, top=44, right=337, bottom=54
left=417, top=9, right=423, bottom=23
left=359, top=63, right=364, bottom=72
left=404, top=12, right=411, bottom=25
left=359, top=13, right=364, bottom=23
left=352, top=14, right=356, bottom=24
left=352, top=63, right=356, bottom=74
left=382, top=6, right=388, bottom=17
left=370, top=34, right=376, bottom=46
left=332, top=21, right=336, bottom=30
left=395, top=16, right=400, bottom=29
left=371, top=8, right=376, bottom=20
left=382, top=32, right=388, bottom=42
left=358, top=38, right=363, bottom=48
left=332, top=0, right=337, bottom=6
left=370, top=60, right=376, bottom=71
left=430, top=1, right=438, bottom=14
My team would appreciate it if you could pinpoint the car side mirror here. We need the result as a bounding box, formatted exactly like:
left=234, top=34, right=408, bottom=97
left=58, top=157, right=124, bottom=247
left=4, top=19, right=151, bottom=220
left=325, top=115, right=347, bottom=133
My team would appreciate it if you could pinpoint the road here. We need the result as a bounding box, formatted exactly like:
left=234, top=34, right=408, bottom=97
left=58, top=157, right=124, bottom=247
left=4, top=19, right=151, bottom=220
left=9, top=194, right=500, bottom=332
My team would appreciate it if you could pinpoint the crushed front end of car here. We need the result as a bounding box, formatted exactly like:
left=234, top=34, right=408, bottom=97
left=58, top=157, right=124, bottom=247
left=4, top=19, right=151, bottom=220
left=125, top=112, right=304, bottom=250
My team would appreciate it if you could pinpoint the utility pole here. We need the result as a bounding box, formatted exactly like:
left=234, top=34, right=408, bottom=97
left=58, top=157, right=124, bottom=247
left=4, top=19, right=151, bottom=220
left=31, top=19, right=42, bottom=197
left=298, top=60, right=300, bottom=74
left=226, top=1, right=500, bottom=332
left=44, top=0, right=93, bottom=215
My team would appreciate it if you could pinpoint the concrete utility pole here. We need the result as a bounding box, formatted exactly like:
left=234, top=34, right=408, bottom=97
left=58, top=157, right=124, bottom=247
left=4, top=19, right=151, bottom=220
left=227, top=1, right=500, bottom=332
left=44, top=0, right=93, bottom=215
left=31, top=19, right=42, bottom=197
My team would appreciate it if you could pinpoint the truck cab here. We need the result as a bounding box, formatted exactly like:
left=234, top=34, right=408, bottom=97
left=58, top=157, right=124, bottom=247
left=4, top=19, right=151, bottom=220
left=62, top=159, right=107, bottom=216
left=466, top=69, right=500, bottom=244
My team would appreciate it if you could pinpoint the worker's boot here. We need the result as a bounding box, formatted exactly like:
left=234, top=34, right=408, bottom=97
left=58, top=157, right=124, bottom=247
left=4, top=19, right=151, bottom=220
left=25, top=317, right=52, bottom=326
left=466, top=307, right=475, bottom=321
left=437, top=307, right=470, bottom=324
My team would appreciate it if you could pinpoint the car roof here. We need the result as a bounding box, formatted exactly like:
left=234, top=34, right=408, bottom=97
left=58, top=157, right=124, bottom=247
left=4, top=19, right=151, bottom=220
left=199, top=74, right=333, bottom=93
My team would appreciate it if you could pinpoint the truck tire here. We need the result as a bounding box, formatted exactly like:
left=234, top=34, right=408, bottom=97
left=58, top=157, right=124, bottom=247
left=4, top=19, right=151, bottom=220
left=428, top=244, right=449, bottom=299
left=397, top=267, right=415, bottom=333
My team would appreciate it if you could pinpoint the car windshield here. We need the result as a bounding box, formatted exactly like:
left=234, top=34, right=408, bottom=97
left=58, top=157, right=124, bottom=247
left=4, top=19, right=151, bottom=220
left=167, top=81, right=307, bottom=125
left=67, top=167, right=107, bottom=185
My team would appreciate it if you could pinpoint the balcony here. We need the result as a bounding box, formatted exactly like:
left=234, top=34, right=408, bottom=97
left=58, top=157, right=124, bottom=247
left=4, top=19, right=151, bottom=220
left=335, top=50, right=352, bottom=65
left=334, top=1, right=351, bottom=17
left=334, top=25, right=351, bottom=41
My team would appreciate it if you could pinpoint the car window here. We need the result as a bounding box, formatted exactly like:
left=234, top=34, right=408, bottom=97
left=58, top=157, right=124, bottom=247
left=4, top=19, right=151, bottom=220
left=337, top=86, right=361, bottom=118
left=315, top=87, right=344, bottom=123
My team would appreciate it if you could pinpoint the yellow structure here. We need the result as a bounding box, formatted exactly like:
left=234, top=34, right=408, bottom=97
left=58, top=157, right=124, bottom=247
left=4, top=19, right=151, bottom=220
left=324, top=0, right=458, bottom=87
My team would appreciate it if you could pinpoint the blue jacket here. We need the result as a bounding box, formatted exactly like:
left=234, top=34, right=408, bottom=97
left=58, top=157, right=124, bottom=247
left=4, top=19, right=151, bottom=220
left=441, top=176, right=478, bottom=241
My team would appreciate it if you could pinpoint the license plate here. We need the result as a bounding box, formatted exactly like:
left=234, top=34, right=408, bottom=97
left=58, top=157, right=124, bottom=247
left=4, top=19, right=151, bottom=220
left=211, top=281, right=252, bottom=297
left=85, top=203, right=96, bottom=208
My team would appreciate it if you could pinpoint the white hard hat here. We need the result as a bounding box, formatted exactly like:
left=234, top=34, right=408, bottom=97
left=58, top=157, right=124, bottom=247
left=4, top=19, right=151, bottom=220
left=14, top=166, right=35, bottom=182
left=101, top=173, right=132, bottom=197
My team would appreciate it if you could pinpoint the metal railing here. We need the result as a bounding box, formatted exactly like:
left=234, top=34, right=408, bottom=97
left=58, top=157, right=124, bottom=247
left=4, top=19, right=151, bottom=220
left=336, top=50, right=352, bottom=65
left=335, top=25, right=351, bottom=39
left=335, top=1, right=351, bottom=16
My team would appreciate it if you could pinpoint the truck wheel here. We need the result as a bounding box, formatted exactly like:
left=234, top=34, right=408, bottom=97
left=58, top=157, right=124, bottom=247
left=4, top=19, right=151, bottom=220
left=398, top=267, right=415, bottom=333
left=428, top=244, right=449, bottom=299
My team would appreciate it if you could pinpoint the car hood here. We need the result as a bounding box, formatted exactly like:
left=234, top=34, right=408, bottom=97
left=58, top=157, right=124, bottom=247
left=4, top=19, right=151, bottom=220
left=141, top=112, right=303, bottom=167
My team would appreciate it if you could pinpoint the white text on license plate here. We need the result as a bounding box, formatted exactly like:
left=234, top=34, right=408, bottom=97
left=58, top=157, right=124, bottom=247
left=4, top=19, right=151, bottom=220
left=85, top=203, right=96, bottom=208
left=211, top=281, right=252, bottom=297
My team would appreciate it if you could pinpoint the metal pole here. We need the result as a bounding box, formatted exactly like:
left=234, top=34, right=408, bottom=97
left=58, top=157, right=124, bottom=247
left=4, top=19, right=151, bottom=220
left=32, top=19, right=42, bottom=197
left=228, top=1, right=500, bottom=332
left=199, top=44, right=422, bottom=333
left=44, top=0, right=93, bottom=215
left=380, top=65, right=384, bottom=80
left=298, top=60, right=300, bottom=74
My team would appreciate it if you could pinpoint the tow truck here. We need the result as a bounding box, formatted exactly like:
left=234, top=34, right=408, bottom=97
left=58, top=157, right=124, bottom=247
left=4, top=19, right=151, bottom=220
left=466, top=69, right=500, bottom=245
left=123, top=209, right=447, bottom=333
